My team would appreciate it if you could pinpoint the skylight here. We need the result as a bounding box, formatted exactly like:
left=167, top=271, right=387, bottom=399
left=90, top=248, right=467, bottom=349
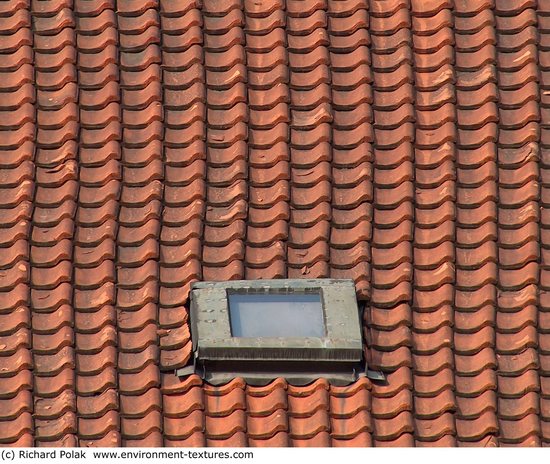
left=179, top=279, right=369, bottom=386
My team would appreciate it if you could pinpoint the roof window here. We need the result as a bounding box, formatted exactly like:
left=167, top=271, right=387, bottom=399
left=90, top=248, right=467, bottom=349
left=177, top=279, right=380, bottom=386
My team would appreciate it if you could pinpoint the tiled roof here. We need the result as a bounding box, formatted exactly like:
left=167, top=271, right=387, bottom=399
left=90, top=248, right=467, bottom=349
left=0, top=0, right=549, bottom=447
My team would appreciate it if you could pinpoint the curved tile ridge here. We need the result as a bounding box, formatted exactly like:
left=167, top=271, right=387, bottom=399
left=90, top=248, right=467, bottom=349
left=162, top=373, right=204, bottom=446
left=370, top=0, right=413, bottom=320
left=453, top=0, right=499, bottom=446
left=411, top=0, right=457, bottom=446
left=282, top=379, right=329, bottom=445
left=203, top=380, right=247, bottom=446
left=495, top=0, right=541, bottom=446
left=245, top=378, right=288, bottom=445
left=539, top=0, right=550, bottom=447
left=74, top=0, right=120, bottom=446
left=328, top=0, right=372, bottom=298
left=115, top=0, right=164, bottom=446
left=30, top=0, right=77, bottom=447
left=160, top=0, right=204, bottom=316
left=159, top=0, right=204, bottom=381
left=0, top=0, right=34, bottom=447
left=285, top=1, right=331, bottom=280
left=201, top=0, right=246, bottom=283
left=329, top=378, right=372, bottom=446
left=245, top=0, right=289, bottom=280
left=368, top=7, right=413, bottom=441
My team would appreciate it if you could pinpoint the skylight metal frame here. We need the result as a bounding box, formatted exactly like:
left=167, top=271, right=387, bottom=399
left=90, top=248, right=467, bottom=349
left=178, top=279, right=368, bottom=386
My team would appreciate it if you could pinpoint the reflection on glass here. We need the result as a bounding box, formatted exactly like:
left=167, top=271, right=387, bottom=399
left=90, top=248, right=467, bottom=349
left=228, top=292, right=325, bottom=338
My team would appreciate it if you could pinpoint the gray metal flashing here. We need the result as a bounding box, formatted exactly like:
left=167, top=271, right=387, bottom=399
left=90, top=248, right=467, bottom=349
left=181, top=279, right=367, bottom=385
left=190, top=279, right=356, bottom=290
left=177, top=360, right=367, bottom=386
left=366, top=369, right=386, bottom=382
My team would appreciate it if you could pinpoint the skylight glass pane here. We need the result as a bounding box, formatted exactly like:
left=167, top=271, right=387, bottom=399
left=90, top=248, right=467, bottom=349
left=228, top=292, right=325, bottom=338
